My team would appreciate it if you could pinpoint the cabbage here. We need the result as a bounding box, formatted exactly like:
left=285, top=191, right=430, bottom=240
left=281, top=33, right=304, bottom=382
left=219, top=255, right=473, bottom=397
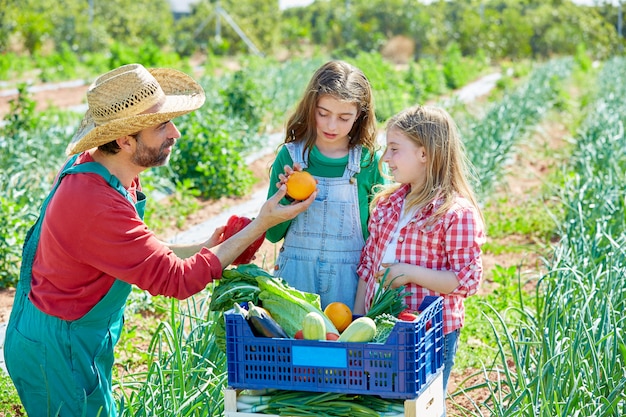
left=256, top=277, right=339, bottom=337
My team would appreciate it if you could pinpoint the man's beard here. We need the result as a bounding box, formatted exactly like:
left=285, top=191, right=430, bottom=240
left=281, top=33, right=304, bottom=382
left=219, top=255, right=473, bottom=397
left=132, top=136, right=175, bottom=168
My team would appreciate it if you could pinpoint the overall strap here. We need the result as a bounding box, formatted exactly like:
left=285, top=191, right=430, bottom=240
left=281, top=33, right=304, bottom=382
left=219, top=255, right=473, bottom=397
left=18, top=155, right=80, bottom=291
left=63, top=162, right=136, bottom=206
left=285, top=142, right=308, bottom=168
left=345, top=145, right=363, bottom=178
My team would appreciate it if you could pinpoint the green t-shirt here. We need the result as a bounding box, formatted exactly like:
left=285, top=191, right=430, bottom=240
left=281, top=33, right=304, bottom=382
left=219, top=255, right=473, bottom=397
left=266, top=144, right=386, bottom=243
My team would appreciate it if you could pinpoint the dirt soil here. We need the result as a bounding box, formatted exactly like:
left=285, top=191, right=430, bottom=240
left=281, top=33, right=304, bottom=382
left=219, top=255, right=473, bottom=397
left=0, top=80, right=564, bottom=416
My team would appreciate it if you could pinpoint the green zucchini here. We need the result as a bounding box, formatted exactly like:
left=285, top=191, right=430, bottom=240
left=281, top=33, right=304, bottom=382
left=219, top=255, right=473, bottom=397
left=302, top=311, right=326, bottom=340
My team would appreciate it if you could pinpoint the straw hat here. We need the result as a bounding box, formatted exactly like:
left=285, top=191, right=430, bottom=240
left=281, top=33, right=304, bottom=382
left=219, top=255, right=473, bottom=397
left=66, top=63, right=205, bottom=155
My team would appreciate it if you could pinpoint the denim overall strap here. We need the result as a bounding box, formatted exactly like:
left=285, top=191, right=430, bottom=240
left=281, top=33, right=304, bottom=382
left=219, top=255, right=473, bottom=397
left=345, top=144, right=363, bottom=178
left=285, top=142, right=308, bottom=169
left=4, top=156, right=145, bottom=417
left=275, top=142, right=364, bottom=310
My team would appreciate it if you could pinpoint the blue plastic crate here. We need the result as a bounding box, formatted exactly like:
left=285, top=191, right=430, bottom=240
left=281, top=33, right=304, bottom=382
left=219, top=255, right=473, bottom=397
left=225, top=296, right=444, bottom=399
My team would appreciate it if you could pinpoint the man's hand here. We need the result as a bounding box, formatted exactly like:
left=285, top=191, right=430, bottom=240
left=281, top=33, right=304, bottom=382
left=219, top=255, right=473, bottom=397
left=212, top=184, right=316, bottom=268
left=255, top=184, right=316, bottom=229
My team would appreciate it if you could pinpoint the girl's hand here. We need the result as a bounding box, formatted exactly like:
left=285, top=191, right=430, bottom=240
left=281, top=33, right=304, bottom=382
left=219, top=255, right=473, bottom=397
left=376, top=263, right=460, bottom=294
left=376, top=263, right=410, bottom=288
left=276, top=163, right=303, bottom=188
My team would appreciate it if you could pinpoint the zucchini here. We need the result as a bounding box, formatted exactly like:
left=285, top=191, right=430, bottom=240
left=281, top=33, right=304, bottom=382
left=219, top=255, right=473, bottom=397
left=337, top=317, right=376, bottom=343
left=302, top=312, right=326, bottom=340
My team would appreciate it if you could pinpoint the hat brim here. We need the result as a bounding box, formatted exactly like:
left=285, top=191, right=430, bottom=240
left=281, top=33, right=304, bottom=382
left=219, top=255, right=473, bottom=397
left=66, top=68, right=205, bottom=155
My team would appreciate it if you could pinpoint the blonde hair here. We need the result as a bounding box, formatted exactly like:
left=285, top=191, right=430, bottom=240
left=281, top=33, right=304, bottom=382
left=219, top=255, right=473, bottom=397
left=373, top=105, right=484, bottom=225
left=283, top=60, right=378, bottom=164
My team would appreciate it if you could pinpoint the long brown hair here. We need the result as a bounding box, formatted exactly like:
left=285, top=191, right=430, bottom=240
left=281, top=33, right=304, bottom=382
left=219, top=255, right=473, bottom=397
left=283, top=60, right=378, bottom=164
left=373, top=105, right=484, bottom=225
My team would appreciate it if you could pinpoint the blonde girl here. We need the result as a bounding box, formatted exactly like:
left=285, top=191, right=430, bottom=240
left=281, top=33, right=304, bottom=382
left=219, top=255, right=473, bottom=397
left=354, top=104, right=486, bottom=394
left=266, top=60, right=385, bottom=310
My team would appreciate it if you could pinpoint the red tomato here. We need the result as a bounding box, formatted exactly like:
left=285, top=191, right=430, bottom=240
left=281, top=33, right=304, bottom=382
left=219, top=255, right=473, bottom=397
left=398, top=311, right=419, bottom=322
left=294, top=330, right=304, bottom=339
left=325, top=332, right=340, bottom=341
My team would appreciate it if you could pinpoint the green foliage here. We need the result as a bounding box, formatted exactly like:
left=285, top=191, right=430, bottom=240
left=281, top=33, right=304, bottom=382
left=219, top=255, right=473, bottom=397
left=0, top=88, right=43, bottom=286
left=91, top=0, right=174, bottom=50
left=35, top=43, right=80, bottom=82
left=108, top=41, right=184, bottom=70
left=442, top=43, right=489, bottom=91
left=142, top=179, right=201, bottom=236
left=464, top=56, right=626, bottom=417
left=0, top=372, right=24, bottom=415
left=169, top=109, right=255, bottom=199
left=419, top=58, right=448, bottom=97
left=0, top=89, right=81, bottom=287
left=484, top=196, right=559, bottom=242
left=464, top=58, right=574, bottom=198
left=574, top=43, right=593, bottom=73
left=0, top=0, right=623, bottom=75
left=0, top=196, right=31, bottom=287
left=0, top=52, right=33, bottom=82
left=348, top=52, right=418, bottom=122
left=457, top=264, right=533, bottom=371
left=442, top=42, right=467, bottom=90
left=2, top=84, right=37, bottom=136
left=172, top=0, right=279, bottom=57
left=218, top=66, right=270, bottom=130
left=227, top=56, right=327, bottom=132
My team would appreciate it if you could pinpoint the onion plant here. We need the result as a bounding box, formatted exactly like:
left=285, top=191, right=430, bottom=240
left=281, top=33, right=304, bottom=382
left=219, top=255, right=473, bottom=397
left=458, top=57, right=626, bottom=417
left=462, top=57, right=573, bottom=200
left=115, top=291, right=227, bottom=416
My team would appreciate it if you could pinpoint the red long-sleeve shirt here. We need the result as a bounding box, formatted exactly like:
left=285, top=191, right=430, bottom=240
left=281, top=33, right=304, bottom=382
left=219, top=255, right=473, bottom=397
left=29, top=152, right=222, bottom=321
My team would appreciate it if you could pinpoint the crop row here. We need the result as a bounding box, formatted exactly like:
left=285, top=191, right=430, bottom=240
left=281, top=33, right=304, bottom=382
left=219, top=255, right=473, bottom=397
left=473, top=57, right=626, bottom=416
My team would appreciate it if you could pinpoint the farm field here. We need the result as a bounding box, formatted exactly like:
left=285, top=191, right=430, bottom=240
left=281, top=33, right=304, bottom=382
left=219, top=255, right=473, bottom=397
left=1, top=52, right=625, bottom=417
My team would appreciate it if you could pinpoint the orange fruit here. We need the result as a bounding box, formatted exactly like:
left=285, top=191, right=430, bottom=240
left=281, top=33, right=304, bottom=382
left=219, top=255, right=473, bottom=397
left=324, top=302, right=353, bottom=333
left=286, top=171, right=316, bottom=200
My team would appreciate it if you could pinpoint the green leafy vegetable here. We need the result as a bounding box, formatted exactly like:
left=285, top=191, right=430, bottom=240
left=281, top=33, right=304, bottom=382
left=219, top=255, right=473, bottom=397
left=372, top=313, right=398, bottom=343
left=257, top=277, right=340, bottom=337
left=209, top=264, right=274, bottom=351
left=208, top=264, right=272, bottom=312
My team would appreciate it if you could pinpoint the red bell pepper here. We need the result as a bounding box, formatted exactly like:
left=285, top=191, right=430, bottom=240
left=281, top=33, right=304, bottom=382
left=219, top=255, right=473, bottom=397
left=222, top=215, right=266, bottom=265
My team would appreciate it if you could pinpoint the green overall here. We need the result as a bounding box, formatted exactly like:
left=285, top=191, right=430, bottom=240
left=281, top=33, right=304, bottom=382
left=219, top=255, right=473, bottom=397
left=4, top=155, right=146, bottom=417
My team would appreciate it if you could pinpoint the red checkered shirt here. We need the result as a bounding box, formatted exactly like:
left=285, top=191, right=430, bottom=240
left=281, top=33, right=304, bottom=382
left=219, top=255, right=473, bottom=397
left=357, top=184, right=486, bottom=334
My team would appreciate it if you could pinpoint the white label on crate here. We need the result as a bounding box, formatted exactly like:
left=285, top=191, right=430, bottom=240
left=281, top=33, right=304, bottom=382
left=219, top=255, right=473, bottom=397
left=292, top=346, right=347, bottom=367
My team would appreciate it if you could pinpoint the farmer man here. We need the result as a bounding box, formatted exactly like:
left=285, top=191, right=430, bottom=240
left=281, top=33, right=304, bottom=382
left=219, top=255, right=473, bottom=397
left=3, top=63, right=316, bottom=416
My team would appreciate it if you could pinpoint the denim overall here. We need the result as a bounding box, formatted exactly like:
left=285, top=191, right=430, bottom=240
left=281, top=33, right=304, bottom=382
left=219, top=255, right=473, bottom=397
left=274, top=142, right=364, bottom=310
left=4, top=155, right=145, bottom=417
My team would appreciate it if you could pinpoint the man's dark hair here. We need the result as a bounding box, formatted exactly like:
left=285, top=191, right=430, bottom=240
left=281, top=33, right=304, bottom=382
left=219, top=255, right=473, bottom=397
left=98, top=140, right=121, bottom=154
left=98, top=132, right=140, bottom=154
